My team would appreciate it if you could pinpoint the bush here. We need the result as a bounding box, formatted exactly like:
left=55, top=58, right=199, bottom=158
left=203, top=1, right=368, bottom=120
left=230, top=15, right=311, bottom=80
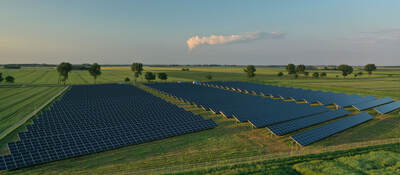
left=5, top=76, right=14, bottom=83
left=144, top=72, right=156, bottom=82
left=157, top=73, right=168, bottom=80
left=312, top=72, right=319, bottom=78
left=205, top=74, right=212, bottom=80
left=320, top=72, right=327, bottom=77
left=124, top=77, right=130, bottom=82
left=277, top=72, right=284, bottom=77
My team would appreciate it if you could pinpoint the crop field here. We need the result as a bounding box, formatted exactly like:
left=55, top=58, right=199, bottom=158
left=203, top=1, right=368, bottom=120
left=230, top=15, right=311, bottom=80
left=293, top=150, right=400, bottom=175
left=0, top=66, right=399, bottom=174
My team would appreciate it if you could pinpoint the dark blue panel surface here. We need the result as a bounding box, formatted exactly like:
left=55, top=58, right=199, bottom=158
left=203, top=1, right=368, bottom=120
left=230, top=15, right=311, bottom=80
left=146, top=82, right=330, bottom=127
left=290, top=112, right=373, bottom=146
left=375, top=101, right=400, bottom=114
left=0, top=84, right=217, bottom=170
left=353, top=97, right=394, bottom=111
left=203, top=81, right=376, bottom=107
left=267, top=109, right=350, bottom=136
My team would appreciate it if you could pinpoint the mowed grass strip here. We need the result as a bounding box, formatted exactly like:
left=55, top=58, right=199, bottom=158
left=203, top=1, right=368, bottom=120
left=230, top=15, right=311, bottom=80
left=0, top=87, right=64, bottom=152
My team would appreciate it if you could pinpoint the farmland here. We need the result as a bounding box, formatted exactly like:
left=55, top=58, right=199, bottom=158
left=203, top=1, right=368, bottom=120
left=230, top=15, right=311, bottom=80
left=0, top=66, right=400, bottom=174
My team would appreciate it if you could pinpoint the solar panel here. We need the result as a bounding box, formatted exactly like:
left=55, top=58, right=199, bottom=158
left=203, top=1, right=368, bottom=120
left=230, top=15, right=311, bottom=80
left=0, top=84, right=217, bottom=170
left=267, top=109, right=350, bottom=136
left=375, top=101, right=400, bottom=114
left=291, top=112, right=373, bottom=146
left=352, top=97, right=394, bottom=111
left=203, top=81, right=376, bottom=107
left=146, top=82, right=330, bottom=127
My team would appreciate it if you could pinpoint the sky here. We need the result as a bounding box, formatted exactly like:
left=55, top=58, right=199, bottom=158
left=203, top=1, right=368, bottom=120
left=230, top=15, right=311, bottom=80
left=1, top=0, right=400, bottom=65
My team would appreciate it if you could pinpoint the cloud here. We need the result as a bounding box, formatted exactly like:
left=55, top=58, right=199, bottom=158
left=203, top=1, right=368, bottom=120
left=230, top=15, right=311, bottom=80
left=350, top=29, right=400, bottom=44
left=187, top=32, right=285, bottom=50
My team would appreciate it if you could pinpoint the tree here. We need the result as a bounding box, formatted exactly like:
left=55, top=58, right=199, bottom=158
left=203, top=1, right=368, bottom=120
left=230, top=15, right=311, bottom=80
left=158, top=72, right=168, bottom=81
left=244, top=65, right=256, bottom=78
left=286, top=64, right=296, bottom=74
left=312, top=72, right=319, bottom=78
left=57, top=62, right=72, bottom=85
left=337, top=64, right=353, bottom=78
left=144, top=72, right=156, bottom=82
left=304, top=72, right=310, bottom=76
left=277, top=72, right=284, bottom=77
left=124, top=77, right=130, bottom=83
left=320, top=72, right=327, bottom=78
left=364, top=64, right=377, bottom=75
left=88, top=63, right=101, bottom=84
left=5, top=76, right=14, bottom=83
left=0, top=72, right=3, bottom=83
left=131, top=63, right=143, bottom=83
left=182, top=68, right=190, bottom=71
left=296, top=64, right=306, bottom=73
left=205, top=74, right=212, bottom=80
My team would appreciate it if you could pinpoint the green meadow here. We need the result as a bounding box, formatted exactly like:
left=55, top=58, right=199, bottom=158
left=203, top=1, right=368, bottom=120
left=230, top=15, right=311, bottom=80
left=0, top=66, right=399, bottom=174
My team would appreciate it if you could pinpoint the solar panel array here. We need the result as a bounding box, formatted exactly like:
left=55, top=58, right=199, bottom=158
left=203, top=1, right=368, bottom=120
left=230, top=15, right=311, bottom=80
left=146, top=82, right=329, bottom=127
left=291, top=112, right=373, bottom=146
left=375, top=101, right=400, bottom=114
left=267, top=109, right=350, bottom=136
left=203, top=81, right=376, bottom=107
left=353, top=97, right=394, bottom=111
left=0, top=84, right=217, bottom=170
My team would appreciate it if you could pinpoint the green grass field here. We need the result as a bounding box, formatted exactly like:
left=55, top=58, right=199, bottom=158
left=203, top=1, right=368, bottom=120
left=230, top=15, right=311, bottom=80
left=0, top=66, right=400, bottom=174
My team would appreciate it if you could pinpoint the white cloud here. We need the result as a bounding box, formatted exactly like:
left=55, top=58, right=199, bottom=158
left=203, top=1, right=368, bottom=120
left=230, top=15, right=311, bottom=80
left=187, top=32, right=285, bottom=50
left=350, top=29, right=400, bottom=44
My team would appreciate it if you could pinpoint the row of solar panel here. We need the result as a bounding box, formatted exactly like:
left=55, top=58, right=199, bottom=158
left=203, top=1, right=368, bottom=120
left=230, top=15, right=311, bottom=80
left=147, top=82, right=381, bottom=146
left=203, top=81, right=376, bottom=107
left=267, top=109, right=350, bottom=136
left=206, top=81, right=400, bottom=114
left=146, top=82, right=330, bottom=127
left=0, top=84, right=217, bottom=170
left=291, top=112, right=373, bottom=146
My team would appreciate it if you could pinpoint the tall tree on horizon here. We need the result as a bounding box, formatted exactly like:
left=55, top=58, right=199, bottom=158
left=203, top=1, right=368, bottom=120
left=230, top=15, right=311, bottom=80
left=244, top=65, right=256, bottom=78
left=364, top=64, right=377, bottom=76
left=337, top=64, right=353, bottom=78
left=131, top=63, right=143, bottom=83
left=286, top=64, right=296, bottom=74
left=296, top=64, right=306, bottom=73
left=57, top=62, right=72, bottom=85
left=88, top=63, right=101, bottom=84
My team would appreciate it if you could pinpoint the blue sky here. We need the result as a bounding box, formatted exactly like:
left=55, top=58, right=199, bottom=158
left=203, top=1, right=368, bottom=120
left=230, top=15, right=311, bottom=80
left=1, top=0, right=400, bottom=65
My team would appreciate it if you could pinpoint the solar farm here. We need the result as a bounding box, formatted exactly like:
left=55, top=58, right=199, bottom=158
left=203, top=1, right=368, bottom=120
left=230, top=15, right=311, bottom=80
left=0, top=66, right=400, bottom=174
left=147, top=81, right=400, bottom=146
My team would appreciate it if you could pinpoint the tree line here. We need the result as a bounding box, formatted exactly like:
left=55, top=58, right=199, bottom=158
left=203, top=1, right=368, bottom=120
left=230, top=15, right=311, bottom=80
left=56, top=62, right=169, bottom=84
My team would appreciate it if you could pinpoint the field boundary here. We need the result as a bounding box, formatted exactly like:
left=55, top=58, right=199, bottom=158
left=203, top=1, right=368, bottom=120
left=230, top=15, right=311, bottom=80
left=117, top=137, right=400, bottom=175
left=0, top=86, right=69, bottom=140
